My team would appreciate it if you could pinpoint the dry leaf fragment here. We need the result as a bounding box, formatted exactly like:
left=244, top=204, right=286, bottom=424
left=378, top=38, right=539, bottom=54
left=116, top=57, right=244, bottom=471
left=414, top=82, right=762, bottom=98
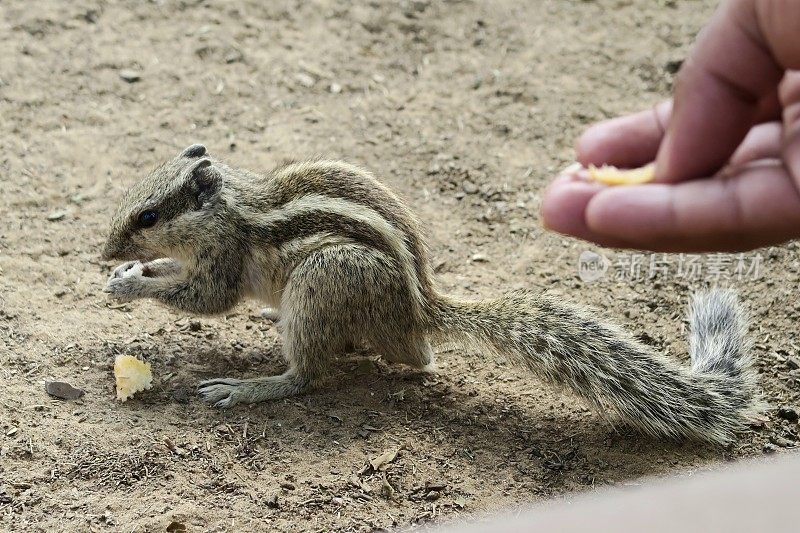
left=369, top=448, right=399, bottom=471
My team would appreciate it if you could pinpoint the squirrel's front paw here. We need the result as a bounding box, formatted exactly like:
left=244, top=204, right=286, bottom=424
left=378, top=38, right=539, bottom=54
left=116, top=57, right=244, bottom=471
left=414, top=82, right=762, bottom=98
left=104, top=270, right=148, bottom=302
left=112, top=260, right=144, bottom=279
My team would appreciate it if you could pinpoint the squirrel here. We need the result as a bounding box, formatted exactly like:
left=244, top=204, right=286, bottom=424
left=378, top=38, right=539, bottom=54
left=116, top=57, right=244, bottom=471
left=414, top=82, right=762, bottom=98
left=102, top=144, right=759, bottom=445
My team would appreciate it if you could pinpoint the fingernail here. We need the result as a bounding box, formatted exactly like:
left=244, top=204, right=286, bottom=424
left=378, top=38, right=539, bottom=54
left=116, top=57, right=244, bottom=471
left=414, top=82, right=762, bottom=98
left=541, top=179, right=604, bottom=238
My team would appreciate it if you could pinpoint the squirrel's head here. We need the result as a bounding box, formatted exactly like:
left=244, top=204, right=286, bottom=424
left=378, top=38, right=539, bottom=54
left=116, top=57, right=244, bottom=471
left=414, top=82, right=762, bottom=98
left=102, top=143, right=224, bottom=262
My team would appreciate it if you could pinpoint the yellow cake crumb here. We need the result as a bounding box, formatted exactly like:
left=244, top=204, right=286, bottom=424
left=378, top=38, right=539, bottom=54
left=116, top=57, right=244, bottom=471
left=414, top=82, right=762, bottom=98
left=114, top=354, right=153, bottom=402
left=587, top=163, right=655, bottom=185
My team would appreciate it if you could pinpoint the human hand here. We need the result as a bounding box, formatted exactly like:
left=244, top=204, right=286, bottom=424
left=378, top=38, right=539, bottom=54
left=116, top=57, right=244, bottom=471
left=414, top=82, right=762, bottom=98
left=542, top=0, right=800, bottom=252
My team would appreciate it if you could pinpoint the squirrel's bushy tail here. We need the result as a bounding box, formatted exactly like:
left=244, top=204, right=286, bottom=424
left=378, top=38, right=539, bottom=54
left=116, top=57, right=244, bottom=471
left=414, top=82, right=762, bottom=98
left=428, top=289, right=758, bottom=444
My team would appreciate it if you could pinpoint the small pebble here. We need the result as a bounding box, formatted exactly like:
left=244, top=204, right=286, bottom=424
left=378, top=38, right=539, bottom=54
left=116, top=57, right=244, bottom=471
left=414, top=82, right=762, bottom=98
left=266, top=492, right=280, bottom=508
left=119, top=69, right=142, bottom=83
left=462, top=180, right=478, bottom=194
left=777, top=406, right=799, bottom=422
left=45, top=380, right=85, bottom=400
left=224, top=49, right=243, bottom=64
left=70, top=193, right=87, bottom=205
left=664, top=59, right=683, bottom=74
left=295, top=73, right=315, bottom=88
left=47, top=211, right=66, bottom=221
left=424, top=490, right=440, bottom=501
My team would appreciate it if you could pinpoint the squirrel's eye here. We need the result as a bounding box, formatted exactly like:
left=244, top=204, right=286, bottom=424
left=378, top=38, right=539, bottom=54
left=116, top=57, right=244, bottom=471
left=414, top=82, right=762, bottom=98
left=137, top=210, right=159, bottom=228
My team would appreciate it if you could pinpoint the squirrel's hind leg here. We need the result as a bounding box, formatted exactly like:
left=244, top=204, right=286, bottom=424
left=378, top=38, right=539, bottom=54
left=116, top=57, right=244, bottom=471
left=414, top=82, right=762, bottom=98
left=199, top=248, right=374, bottom=408
left=198, top=304, right=349, bottom=408
left=375, top=333, right=436, bottom=372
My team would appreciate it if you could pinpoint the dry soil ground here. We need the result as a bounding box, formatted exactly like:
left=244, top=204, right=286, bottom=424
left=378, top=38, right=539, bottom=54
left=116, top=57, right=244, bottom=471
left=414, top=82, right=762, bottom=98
left=2, top=1, right=800, bottom=532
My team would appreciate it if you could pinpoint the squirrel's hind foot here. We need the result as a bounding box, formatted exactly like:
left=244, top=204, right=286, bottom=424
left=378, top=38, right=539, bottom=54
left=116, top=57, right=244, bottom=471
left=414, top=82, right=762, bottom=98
left=259, top=307, right=280, bottom=321
left=198, top=371, right=309, bottom=408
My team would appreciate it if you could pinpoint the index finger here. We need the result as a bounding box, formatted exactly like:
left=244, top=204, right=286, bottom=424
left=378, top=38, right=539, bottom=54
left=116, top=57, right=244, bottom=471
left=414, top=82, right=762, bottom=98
left=584, top=162, right=800, bottom=252
left=577, top=101, right=671, bottom=170
left=577, top=92, right=781, bottom=173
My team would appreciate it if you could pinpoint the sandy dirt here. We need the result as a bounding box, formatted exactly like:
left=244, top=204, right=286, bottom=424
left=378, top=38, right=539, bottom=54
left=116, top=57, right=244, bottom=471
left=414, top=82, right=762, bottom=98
left=2, top=0, right=799, bottom=531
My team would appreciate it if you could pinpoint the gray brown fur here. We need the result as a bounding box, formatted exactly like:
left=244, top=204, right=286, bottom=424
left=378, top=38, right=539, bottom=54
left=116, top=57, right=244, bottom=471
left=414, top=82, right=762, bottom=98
left=102, top=145, right=760, bottom=444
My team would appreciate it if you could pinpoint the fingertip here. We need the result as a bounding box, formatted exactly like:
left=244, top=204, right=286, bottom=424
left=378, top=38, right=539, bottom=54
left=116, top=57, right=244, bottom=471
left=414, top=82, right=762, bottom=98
left=576, top=103, right=670, bottom=169
left=541, top=178, right=604, bottom=238
left=576, top=121, right=615, bottom=167
left=729, top=121, right=782, bottom=165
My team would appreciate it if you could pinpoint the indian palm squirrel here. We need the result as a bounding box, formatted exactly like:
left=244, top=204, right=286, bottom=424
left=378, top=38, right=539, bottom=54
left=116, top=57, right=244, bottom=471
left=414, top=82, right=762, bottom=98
left=102, top=144, right=759, bottom=444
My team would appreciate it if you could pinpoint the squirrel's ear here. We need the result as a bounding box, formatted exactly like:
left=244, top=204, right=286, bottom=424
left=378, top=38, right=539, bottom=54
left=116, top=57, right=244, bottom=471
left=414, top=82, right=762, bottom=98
left=182, top=143, right=207, bottom=158
left=190, top=159, right=221, bottom=206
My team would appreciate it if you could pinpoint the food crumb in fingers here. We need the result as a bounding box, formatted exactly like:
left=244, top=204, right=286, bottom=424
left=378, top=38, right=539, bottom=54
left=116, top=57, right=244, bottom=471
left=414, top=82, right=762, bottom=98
left=586, top=163, right=655, bottom=185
